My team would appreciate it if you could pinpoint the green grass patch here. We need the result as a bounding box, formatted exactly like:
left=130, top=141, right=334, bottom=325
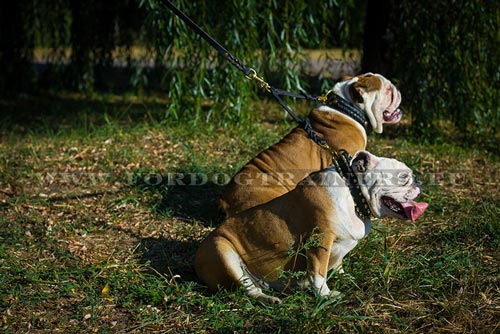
left=0, top=93, right=499, bottom=333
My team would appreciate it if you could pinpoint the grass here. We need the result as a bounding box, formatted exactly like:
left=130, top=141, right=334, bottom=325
left=0, top=92, right=499, bottom=333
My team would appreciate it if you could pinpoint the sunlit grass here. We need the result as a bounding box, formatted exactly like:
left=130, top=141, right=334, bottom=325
left=0, top=93, right=498, bottom=333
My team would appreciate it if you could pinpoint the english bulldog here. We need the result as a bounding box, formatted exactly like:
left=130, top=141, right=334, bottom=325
left=196, top=151, right=427, bottom=304
left=219, top=73, right=402, bottom=216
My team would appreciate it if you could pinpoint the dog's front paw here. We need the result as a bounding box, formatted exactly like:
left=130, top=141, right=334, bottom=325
left=260, top=295, right=282, bottom=304
left=327, top=290, right=341, bottom=299
left=248, top=290, right=282, bottom=304
left=317, top=289, right=341, bottom=300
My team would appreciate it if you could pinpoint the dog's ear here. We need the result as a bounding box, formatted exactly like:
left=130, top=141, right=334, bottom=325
left=350, top=75, right=382, bottom=103
left=340, top=75, right=353, bottom=82
left=352, top=151, right=378, bottom=173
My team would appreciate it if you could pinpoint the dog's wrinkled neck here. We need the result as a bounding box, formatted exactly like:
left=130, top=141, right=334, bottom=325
left=323, top=166, right=372, bottom=238
left=333, top=78, right=357, bottom=104
left=336, top=170, right=372, bottom=238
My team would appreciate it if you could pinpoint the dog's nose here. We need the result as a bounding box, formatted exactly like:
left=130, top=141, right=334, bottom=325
left=412, top=183, right=423, bottom=199
left=414, top=175, right=422, bottom=187
left=406, top=187, right=421, bottom=201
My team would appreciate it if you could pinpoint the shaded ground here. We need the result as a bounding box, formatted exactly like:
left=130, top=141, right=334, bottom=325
left=0, top=93, right=499, bottom=333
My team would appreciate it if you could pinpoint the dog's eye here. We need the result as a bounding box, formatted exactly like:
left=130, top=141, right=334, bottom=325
left=398, top=173, right=411, bottom=185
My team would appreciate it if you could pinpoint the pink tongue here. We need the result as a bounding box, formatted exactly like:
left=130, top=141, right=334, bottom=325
left=400, top=201, right=429, bottom=222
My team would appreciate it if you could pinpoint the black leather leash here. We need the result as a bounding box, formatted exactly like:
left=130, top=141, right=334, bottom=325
left=162, top=0, right=253, bottom=79
left=162, top=0, right=369, bottom=149
left=163, top=0, right=372, bottom=221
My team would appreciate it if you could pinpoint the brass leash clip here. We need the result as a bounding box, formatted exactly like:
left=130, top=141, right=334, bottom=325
left=317, top=89, right=335, bottom=104
left=246, top=68, right=271, bottom=93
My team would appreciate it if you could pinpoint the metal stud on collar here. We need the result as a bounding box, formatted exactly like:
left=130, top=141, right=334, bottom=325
left=331, top=150, right=372, bottom=221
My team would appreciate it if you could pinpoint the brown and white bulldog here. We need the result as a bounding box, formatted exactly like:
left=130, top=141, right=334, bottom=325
left=196, top=151, right=428, bottom=304
left=219, top=73, right=402, bottom=216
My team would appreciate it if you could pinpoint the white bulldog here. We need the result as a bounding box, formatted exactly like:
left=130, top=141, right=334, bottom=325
left=220, top=73, right=403, bottom=216
left=338, top=73, right=402, bottom=133
left=196, top=151, right=428, bottom=304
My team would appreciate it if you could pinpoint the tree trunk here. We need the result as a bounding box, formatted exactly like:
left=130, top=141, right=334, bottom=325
left=361, top=0, right=394, bottom=76
left=0, top=0, right=33, bottom=94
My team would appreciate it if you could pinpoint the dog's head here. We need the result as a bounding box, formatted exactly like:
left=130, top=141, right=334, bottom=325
left=335, top=73, right=402, bottom=133
left=351, top=151, right=428, bottom=222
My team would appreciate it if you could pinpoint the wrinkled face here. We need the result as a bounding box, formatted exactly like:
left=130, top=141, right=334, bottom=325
left=336, top=73, right=402, bottom=133
left=351, top=151, right=428, bottom=222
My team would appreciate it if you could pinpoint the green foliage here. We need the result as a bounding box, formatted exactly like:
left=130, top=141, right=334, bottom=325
left=68, top=0, right=146, bottom=90
left=3, top=1, right=499, bottom=151
left=144, top=0, right=365, bottom=124
left=0, top=0, right=365, bottom=105
left=0, top=0, right=147, bottom=93
left=392, top=0, right=500, bottom=150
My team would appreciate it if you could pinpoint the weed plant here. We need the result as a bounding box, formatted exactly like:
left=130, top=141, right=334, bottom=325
left=0, top=93, right=499, bottom=333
